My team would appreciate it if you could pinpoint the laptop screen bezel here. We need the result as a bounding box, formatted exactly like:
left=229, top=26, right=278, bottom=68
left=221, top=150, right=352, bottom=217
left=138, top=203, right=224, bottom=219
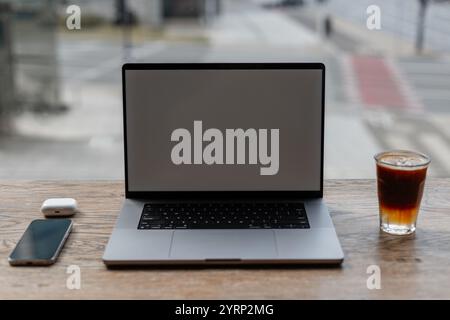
left=122, top=63, right=325, bottom=200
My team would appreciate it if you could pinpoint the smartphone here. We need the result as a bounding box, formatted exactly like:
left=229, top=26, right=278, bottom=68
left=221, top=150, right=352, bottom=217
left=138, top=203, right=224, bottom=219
left=8, top=219, right=72, bottom=266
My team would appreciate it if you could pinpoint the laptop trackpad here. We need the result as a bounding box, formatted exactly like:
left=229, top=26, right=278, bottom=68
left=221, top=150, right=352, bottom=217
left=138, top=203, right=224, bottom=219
left=170, top=230, right=277, bottom=260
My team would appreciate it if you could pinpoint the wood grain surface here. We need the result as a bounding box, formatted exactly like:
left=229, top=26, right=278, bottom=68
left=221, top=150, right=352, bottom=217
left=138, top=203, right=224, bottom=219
left=1, top=179, right=449, bottom=299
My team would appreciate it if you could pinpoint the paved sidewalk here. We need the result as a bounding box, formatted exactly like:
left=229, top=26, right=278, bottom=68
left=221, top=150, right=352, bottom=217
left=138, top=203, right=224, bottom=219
left=207, top=3, right=319, bottom=47
left=3, top=0, right=448, bottom=179
left=0, top=1, right=382, bottom=179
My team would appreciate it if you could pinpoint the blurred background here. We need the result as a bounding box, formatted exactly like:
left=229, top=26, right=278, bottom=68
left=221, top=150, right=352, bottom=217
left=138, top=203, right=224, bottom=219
left=0, top=0, right=449, bottom=180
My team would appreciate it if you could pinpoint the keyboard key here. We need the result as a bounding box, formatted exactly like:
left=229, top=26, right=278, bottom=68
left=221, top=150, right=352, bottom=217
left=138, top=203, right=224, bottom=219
left=141, top=215, right=161, bottom=221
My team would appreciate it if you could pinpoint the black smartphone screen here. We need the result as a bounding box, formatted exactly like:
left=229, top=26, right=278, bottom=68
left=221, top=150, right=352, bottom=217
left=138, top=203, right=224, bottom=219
left=9, top=219, right=72, bottom=265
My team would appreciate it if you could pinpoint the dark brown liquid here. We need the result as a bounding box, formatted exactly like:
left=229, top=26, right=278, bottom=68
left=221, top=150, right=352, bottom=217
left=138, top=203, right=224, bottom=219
left=377, top=164, right=427, bottom=225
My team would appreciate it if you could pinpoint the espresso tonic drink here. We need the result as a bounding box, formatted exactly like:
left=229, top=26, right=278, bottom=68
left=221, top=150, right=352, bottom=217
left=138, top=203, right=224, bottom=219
left=375, top=150, right=430, bottom=235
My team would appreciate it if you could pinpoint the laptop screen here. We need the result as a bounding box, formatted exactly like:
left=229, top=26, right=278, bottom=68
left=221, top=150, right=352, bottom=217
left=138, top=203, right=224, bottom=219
left=124, top=66, right=323, bottom=192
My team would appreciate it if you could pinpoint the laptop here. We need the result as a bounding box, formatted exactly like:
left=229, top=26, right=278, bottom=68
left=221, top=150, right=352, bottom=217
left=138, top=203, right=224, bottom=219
left=103, top=63, right=344, bottom=265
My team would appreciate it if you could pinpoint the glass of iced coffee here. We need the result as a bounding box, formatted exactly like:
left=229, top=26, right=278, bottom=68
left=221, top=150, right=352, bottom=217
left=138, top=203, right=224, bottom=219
left=375, top=150, right=430, bottom=235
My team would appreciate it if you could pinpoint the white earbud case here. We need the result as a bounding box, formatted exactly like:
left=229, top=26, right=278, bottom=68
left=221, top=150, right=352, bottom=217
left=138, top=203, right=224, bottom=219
left=41, top=198, right=78, bottom=217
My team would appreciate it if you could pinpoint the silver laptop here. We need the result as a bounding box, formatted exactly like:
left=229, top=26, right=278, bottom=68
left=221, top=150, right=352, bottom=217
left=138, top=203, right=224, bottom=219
left=103, top=63, right=344, bottom=265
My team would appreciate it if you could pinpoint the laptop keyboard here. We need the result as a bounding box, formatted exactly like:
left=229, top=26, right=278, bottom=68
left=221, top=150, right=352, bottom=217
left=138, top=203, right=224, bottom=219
left=138, top=202, right=310, bottom=230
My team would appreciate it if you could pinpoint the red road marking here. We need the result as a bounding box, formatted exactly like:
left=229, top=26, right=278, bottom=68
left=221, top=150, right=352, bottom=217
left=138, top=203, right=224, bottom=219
left=351, top=55, right=410, bottom=109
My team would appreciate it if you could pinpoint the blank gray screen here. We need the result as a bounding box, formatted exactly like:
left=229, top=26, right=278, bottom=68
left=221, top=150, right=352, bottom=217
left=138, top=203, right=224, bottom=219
left=125, top=68, right=322, bottom=191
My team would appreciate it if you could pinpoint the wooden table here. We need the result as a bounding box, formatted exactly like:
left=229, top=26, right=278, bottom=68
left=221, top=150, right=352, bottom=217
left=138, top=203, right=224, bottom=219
left=1, top=179, right=449, bottom=299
